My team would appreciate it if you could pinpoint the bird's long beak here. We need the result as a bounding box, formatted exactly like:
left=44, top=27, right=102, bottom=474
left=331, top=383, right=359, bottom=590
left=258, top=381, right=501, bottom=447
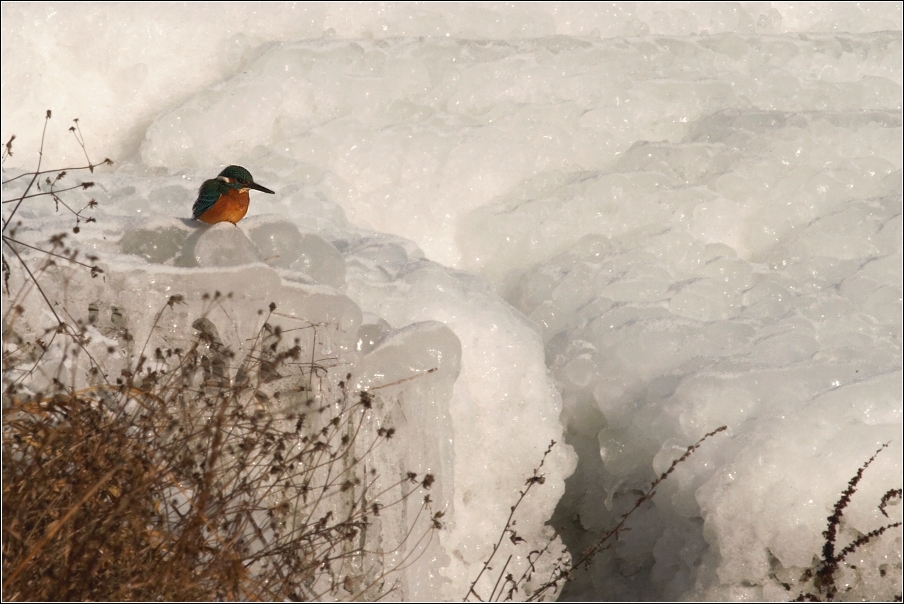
left=250, top=182, right=275, bottom=194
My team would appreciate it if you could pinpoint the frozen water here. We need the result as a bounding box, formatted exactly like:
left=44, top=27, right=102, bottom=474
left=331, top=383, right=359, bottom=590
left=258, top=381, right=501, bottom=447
left=355, top=319, right=461, bottom=599
left=2, top=2, right=901, bottom=600
left=345, top=245, right=573, bottom=595
left=190, top=222, right=263, bottom=267
left=243, top=215, right=347, bottom=286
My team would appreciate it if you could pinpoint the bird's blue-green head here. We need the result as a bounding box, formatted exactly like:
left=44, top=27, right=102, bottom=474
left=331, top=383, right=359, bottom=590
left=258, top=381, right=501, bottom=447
left=217, top=165, right=275, bottom=194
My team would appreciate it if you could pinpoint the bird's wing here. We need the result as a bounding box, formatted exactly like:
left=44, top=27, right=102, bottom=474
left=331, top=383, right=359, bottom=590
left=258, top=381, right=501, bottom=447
left=192, top=180, right=222, bottom=219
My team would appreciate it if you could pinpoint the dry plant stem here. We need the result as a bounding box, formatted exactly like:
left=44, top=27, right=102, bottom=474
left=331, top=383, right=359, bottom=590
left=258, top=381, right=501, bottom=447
left=1, top=111, right=49, bottom=233
left=3, top=182, right=97, bottom=204
left=489, top=554, right=513, bottom=601
left=3, top=243, right=63, bottom=326
left=2, top=111, right=110, bottom=230
left=532, top=426, right=729, bottom=601
left=792, top=442, right=903, bottom=601
left=3, top=295, right=443, bottom=601
left=823, top=442, right=889, bottom=564
left=2, top=466, right=121, bottom=590
left=879, top=488, right=902, bottom=518
left=466, top=440, right=557, bottom=602
left=464, top=426, right=729, bottom=602
left=2, top=236, right=100, bottom=271
left=2, top=113, right=109, bottom=389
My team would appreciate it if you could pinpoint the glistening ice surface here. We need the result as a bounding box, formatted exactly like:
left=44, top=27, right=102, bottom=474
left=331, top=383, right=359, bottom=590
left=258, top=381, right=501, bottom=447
left=2, top=2, right=901, bottom=600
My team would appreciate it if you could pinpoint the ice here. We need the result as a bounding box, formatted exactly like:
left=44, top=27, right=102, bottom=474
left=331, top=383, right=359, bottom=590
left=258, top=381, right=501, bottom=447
left=119, top=218, right=192, bottom=264
left=345, top=246, right=575, bottom=597
left=3, top=2, right=902, bottom=601
left=243, top=215, right=347, bottom=286
left=355, top=320, right=461, bottom=599
left=189, top=222, right=263, bottom=267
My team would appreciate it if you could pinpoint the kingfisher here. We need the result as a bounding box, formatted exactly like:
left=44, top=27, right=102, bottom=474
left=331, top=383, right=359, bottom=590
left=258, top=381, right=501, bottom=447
left=192, top=165, right=275, bottom=224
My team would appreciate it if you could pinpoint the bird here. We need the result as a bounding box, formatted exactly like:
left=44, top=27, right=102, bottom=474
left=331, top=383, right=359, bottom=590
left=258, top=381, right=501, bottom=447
left=192, top=165, right=275, bottom=224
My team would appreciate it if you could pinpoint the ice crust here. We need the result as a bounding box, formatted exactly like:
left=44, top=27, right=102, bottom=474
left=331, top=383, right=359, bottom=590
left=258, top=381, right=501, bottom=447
left=2, top=2, right=902, bottom=600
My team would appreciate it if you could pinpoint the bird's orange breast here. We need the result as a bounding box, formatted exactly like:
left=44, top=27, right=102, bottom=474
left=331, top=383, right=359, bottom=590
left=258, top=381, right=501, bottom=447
left=197, top=188, right=250, bottom=224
